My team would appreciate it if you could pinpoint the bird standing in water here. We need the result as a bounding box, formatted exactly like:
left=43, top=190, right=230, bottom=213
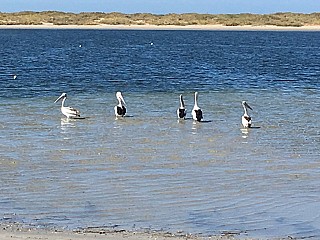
left=177, top=94, right=187, bottom=119
left=54, top=93, right=81, bottom=118
left=192, top=92, right=203, bottom=122
left=241, top=101, right=253, bottom=128
left=114, top=91, right=126, bottom=117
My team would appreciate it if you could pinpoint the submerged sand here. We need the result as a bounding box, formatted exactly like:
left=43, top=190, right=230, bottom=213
left=0, top=22, right=313, bottom=240
left=0, top=223, right=296, bottom=240
left=0, top=223, right=239, bottom=240
left=0, top=23, right=320, bottom=31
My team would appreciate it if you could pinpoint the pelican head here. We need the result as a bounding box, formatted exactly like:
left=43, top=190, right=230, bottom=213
left=116, top=91, right=126, bottom=106
left=179, top=94, right=185, bottom=108
left=54, top=92, right=67, bottom=103
left=194, top=92, right=198, bottom=105
left=242, top=101, right=252, bottom=111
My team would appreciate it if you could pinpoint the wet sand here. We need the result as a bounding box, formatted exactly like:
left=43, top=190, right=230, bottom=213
left=0, top=23, right=320, bottom=31
left=0, top=223, right=295, bottom=240
left=0, top=223, right=243, bottom=240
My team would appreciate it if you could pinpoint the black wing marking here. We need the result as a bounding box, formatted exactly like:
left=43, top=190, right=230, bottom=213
left=244, top=116, right=251, bottom=122
left=117, top=106, right=126, bottom=116
left=195, top=109, right=203, bottom=121
left=178, top=108, right=186, bottom=118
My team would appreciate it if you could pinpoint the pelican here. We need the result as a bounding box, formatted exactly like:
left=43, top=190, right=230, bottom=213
left=177, top=94, right=187, bottom=119
left=114, top=91, right=126, bottom=117
left=192, top=92, right=203, bottom=122
left=54, top=93, right=81, bottom=118
left=242, top=101, right=253, bottom=128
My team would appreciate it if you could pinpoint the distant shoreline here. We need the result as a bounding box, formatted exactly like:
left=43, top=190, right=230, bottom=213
left=1, top=12, right=320, bottom=29
left=1, top=23, right=320, bottom=31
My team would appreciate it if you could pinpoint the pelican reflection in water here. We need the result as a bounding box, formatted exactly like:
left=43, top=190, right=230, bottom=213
left=54, top=93, right=81, bottom=119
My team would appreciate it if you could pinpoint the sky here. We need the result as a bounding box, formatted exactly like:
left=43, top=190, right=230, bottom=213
left=1, top=0, right=320, bottom=14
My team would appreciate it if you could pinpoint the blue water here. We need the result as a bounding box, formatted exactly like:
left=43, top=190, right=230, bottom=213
left=0, top=29, right=320, bottom=239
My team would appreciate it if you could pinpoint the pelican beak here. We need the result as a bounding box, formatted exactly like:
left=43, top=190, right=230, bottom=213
left=246, top=102, right=253, bottom=110
left=120, top=95, right=126, bottom=106
left=54, top=94, right=64, bottom=103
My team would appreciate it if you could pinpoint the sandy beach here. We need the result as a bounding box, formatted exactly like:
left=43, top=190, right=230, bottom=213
left=1, top=23, right=320, bottom=31
left=0, top=223, right=297, bottom=240
left=0, top=223, right=258, bottom=240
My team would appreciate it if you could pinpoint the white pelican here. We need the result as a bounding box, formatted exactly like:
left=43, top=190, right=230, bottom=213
left=242, top=101, right=253, bottom=128
left=177, top=94, right=187, bottom=119
left=114, top=91, right=126, bottom=117
left=192, top=92, right=203, bottom=122
left=54, top=93, right=81, bottom=118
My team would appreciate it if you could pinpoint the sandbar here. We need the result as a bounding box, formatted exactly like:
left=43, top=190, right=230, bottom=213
left=0, top=23, right=320, bottom=31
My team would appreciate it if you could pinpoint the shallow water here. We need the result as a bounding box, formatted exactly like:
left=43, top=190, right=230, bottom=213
left=0, top=29, right=320, bottom=239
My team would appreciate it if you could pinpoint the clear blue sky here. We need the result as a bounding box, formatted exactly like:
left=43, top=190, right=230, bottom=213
left=1, top=0, right=320, bottom=14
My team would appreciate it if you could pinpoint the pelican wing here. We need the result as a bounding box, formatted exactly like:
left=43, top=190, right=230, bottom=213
left=62, top=106, right=80, bottom=117
left=195, top=109, right=203, bottom=121
left=178, top=108, right=186, bottom=119
left=119, top=106, right=126, bottom=116
left=242, top=115, right=252, bottom=128
left=244, top=115, right=251, bottom=122
left=115, top=105, right=126, bottom=117
left=192, top=108, right=203, bottom=121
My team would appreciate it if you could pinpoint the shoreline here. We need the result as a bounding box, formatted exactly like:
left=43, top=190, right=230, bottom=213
left=0, top=223, right=242, bottom=240
left=1, top=23, right=320, bottom=31
left=0, top=223, right=292, bottom=240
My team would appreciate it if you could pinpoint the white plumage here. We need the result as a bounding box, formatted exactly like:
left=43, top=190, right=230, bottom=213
left=114, top=91, right=126, bottom=117
left=177, top=94, right=187, bottom=119
left=54, top=93, right=80, bottom=118
left=192, top=92, right=203, bottom=122
left=241, top=101, right=253, bottom=128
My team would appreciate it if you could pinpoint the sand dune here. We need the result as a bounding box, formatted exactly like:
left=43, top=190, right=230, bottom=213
left=1, top=23, right=320, bottom=31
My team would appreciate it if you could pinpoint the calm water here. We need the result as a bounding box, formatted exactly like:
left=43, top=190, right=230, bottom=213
left=0, top=29, right=320, bottom=239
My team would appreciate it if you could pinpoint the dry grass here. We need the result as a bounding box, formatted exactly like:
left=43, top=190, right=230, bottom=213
left=0, top=11, right=319, bottom=27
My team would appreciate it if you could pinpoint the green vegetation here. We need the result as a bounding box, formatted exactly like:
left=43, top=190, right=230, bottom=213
left=0, top=11, right=319, bottom=27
